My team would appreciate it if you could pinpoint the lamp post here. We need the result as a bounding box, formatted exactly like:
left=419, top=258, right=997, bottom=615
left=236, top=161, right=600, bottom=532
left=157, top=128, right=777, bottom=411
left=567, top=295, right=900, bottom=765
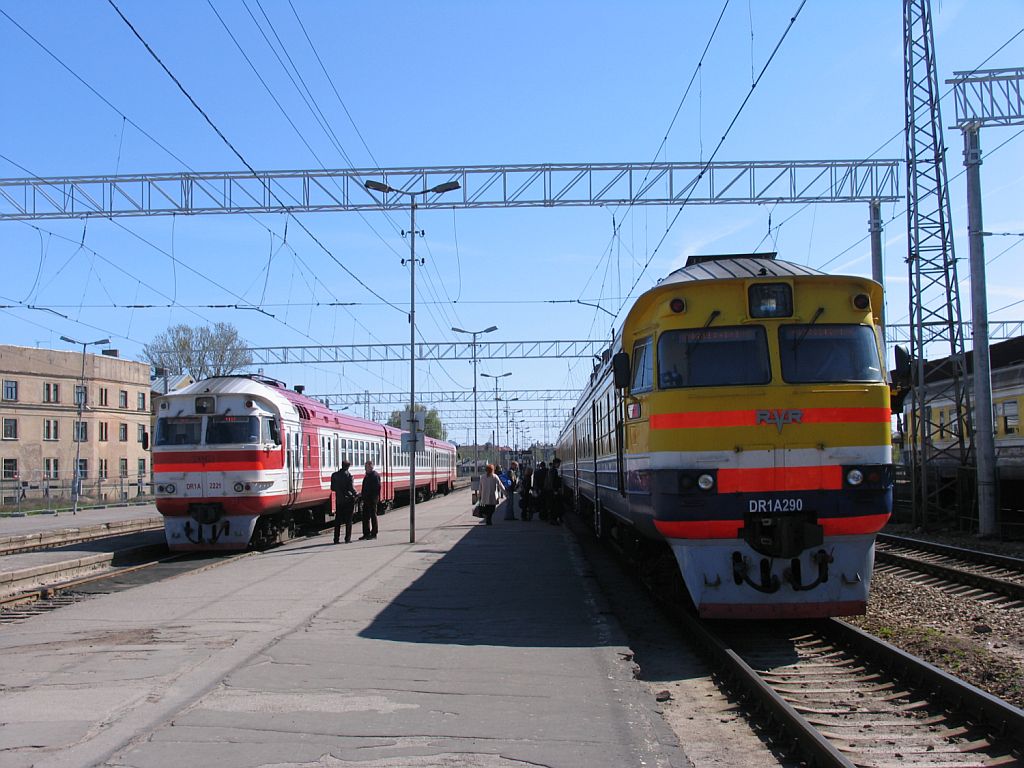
left=502, top=398, right=520, bottom=461
left=481, top=372, right=511, bottom=466
left=60, top=335, right=110, bottom=515
left=364, top=178, right=460, bottom=543
left=451, top=325, right=497, bottom=476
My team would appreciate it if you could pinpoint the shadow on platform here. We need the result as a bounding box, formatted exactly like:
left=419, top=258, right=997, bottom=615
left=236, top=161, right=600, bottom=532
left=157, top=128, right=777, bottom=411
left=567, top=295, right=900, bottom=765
left=359, top=516, right=609, bottom=649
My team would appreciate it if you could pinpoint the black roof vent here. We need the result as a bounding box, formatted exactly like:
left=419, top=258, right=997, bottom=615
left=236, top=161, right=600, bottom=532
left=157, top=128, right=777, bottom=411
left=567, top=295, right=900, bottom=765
left=294, top=385, right=305, bottom=394
left=685, top=252, right=777, bottom=267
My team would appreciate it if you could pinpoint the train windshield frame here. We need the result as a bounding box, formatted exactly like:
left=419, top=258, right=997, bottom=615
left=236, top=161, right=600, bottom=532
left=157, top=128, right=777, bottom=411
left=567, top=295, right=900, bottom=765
left=155, top=416, right=202, bottom=446
left=657, top=326, right=770, bottom=388
left=205, top=415, right=262, bottom=445
left=778, top=324, right=883, bottom=383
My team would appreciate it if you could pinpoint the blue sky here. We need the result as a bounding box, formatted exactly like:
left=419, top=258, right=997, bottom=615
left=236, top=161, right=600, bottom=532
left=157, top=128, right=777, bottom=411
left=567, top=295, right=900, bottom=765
left=2, top=1, right=1022, bottom=447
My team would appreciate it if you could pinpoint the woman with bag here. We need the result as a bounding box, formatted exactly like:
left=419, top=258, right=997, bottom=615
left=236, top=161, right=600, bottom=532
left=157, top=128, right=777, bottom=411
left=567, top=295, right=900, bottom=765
left=519, top=466, right=533, bottom=521
left=476, top=463, right=505, bottom=526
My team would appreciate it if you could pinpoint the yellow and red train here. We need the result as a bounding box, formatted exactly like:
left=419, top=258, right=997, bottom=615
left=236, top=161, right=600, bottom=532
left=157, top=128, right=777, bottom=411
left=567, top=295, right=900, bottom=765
left=557, top=253, right=892, bottom=618
left=153, top=375, right=456, bottom=551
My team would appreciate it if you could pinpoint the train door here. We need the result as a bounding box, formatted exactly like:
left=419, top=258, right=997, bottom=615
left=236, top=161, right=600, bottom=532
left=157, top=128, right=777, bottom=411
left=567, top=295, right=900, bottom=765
left=615, top=388, right=626, bottom=496
left=286, top=428, right=300, bottom=506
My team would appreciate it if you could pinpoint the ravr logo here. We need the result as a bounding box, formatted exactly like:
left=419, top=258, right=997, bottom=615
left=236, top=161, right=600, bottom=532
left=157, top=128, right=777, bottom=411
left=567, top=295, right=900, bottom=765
left=756, top=409, right=803, bottom=433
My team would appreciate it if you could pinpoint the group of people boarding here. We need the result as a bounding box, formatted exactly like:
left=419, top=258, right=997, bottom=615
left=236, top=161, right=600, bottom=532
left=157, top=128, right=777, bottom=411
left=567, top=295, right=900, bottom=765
left=476, top=458, right=562, bottom=526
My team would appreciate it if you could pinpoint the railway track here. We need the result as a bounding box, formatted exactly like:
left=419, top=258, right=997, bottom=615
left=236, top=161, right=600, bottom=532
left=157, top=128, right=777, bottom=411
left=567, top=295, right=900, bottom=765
left=875, top=534, right=1024, bottom=608
left=0, top=517, right=164, bottom=555
left=685, top=614, right=1024, bottom=767
left=0, top=548, right=256, bottom=624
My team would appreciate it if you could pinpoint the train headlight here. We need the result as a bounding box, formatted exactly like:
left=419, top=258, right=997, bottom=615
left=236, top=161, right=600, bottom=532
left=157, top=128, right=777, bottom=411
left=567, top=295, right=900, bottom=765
left=233, top=482, right=245, bottom=493
left=846, top=469, right=864, bottom=486
left=164, top=483, right=176, bottom=494
left=669, top=297, right=686, bottom=313
left=697, top=474, right=715, bottom=491
left=852, top=293, right=871, bottom=310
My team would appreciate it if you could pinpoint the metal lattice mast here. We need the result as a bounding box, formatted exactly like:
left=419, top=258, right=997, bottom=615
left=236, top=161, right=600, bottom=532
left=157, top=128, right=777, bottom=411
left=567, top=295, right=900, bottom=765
left=903, top=0, right=972, bottom=525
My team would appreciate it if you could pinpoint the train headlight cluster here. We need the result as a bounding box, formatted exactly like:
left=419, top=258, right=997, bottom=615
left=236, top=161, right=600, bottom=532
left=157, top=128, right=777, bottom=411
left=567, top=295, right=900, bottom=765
left=233, top=482, right=245, bottom=492
left=846, top=469, right=864, bottom=486
left=697, top=474, right=715, bottom=491
left=158, top=483, right=176, bottom=494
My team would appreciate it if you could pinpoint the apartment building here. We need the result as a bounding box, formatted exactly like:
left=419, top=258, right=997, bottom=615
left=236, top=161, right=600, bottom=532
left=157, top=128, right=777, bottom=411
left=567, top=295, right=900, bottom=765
left=0, top=344, right=152, bottom=505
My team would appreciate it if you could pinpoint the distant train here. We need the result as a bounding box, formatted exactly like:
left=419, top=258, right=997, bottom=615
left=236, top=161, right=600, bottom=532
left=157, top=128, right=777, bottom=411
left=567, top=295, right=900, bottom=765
left=153, top=375, right=456, bottom=551
left=557, top=253, right=892, bottom=619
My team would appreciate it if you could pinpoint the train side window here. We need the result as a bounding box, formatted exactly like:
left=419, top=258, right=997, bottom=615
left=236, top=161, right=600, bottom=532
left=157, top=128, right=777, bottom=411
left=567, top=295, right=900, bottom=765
left=631, top=337, right=654, bottom=393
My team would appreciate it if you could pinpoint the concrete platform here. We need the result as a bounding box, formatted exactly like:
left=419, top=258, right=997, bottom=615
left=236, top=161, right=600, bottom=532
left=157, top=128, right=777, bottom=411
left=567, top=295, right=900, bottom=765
left=0, top=489, right=685, bottom=768
left=0, top=502, right=161, bottom=543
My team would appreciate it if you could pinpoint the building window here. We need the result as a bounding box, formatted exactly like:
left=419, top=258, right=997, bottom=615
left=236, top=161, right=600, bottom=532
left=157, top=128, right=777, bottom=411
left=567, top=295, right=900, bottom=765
left=43, top=382, right=60, bottom=403
left=99, top=387, right=109, bottom=406
left=2, top=458, right=17, bottom=479
left=98, top=459, right=108, bottom=480
left=78, top=459, right=88, bottom=479
left=2, top=418, right=17, bottom=440
left=43, top=419, right=59, bottom=441
left=44, top=458, right=59, bottom=480
left=119, top=423, right=128, bottom=442
left=137, top=458, right=146, bottom=478
left=137, top=392, right=146, bottom=411
left=99, top=422, right=109, bottom=441
left=119, top=390, right=128, bottom=409
left=137, top=423, right=146, bottom=443
left=2, top=380, right=17, bottom=401
left=76, top=384, right=89, bottom=406
left=74, top=421, right=88, bottom=442
left=1003, top=400, right=1019, bottom=435
left=119, top=458, right=128, bottom=478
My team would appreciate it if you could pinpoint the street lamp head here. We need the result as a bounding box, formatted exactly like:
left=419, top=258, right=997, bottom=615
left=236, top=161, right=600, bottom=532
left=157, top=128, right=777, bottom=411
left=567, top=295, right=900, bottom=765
left=60, top=335, right=78, bottom=344
left=429, top=180, right=461, bottom=194
left=364, top=180, right=396, bottom=194
left=94, top=338, right=111, bottom=345
left=483, top=325, right=498, bottom=334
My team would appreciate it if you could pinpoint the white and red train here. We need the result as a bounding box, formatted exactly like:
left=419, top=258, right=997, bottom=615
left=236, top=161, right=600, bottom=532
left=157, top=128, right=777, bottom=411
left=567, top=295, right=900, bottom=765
left=153, top=375, right=456, bottom=551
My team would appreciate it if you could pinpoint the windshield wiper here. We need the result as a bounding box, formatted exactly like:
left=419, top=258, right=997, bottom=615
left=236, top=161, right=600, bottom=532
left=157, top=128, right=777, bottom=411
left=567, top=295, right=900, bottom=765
left=792, top=307, right=825, bottom=351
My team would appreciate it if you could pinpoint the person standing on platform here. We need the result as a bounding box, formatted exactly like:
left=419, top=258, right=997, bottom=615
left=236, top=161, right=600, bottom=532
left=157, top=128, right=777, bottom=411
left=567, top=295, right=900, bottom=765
left=533, top=461, right=548, bottom=521
left=331, top=460, right=356, bottom=544
left=477, top=463, right=505, bottom=526
left=548, top=457, right=563, bottom=525
left=503, top=460, right=520, bottom=521
left=519, top=465, right=533, bottom=521
left=360, top=460, right=381, bottom=540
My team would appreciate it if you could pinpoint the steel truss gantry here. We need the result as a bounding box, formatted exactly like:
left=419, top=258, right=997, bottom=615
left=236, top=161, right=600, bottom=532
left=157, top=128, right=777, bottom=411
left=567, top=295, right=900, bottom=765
left=0, top=160, right=900, bottom=220
left=319, top=389, right=578, bottom=406
left=948, top=66, right=1024, bottom=536
left=246, top=322, right=1023, bottom=366
left=903, top=0, right=971, bottom=526
left=246, top=339, right=607, bottom=366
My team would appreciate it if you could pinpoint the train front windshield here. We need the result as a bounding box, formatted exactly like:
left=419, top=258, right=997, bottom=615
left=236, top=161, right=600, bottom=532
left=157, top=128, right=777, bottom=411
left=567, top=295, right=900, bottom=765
left=779, top=325, right=883, bottom=383
left=206, top=415, right=261, bottom=445
left=658, top=327, right=770, bottom=388
left=156, top=417, right=202, bottom=446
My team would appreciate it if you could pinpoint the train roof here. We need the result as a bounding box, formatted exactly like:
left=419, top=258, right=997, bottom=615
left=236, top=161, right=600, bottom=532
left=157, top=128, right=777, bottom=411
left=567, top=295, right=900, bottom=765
left=158, top=375, right=454, bottom=447
left=660, top=253, right=825, bottom=286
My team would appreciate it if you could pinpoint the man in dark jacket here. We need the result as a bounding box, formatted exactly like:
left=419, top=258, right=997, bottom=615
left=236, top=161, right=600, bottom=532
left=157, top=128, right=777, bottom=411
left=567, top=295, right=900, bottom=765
left=360, top=460, right=381, bottom=540
left=548, top=457, right=563, bottom=524
left=331, top=460, right=356, bottom=544
left=533, top=462, right=548, bottom=521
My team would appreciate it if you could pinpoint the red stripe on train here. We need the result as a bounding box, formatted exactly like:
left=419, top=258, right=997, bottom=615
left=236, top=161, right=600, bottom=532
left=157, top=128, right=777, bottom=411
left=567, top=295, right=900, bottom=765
left=650, top=407, right=891, bottom=430
left=717, top=465, right=843, bottom=493
left=153, top=449, right=284, bottom=472
left=653, top=513, right=889, bottom=540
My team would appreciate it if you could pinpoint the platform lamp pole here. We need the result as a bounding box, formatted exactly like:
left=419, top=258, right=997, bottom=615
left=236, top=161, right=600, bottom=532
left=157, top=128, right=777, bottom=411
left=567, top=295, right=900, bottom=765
left=481, top=372, right=511, bottom=466
left=451, top=325, right=497, bottom=477
left=364, top=178, right=460, bottom=543
left=60, top=335, right=110, bottom=515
